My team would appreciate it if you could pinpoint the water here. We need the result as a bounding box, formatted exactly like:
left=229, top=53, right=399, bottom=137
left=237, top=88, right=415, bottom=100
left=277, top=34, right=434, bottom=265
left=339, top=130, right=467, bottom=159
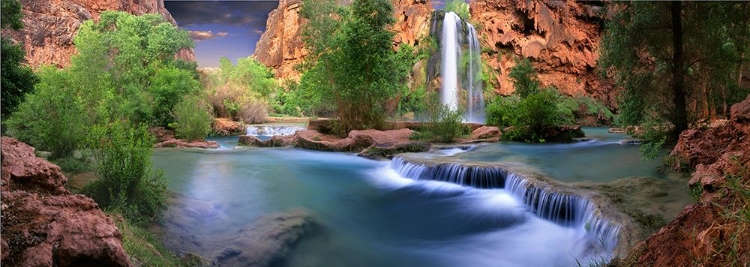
left=439, top=12, right=486, bottom=123
left=153, top=148, right=609, bottom=266
left=447, top=127, right=681, bottom=183
left=246, top=124, right=305, bottom=137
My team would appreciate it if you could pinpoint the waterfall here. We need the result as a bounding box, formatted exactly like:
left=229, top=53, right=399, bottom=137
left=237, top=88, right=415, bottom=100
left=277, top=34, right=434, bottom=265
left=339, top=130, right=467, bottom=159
left=389, top=156, right=619, bottom=257
left=440, top=12, right=461, bottom=113
left=246, top=125, right=305, bottom=136
left=439, top=12, right=486, bottom=123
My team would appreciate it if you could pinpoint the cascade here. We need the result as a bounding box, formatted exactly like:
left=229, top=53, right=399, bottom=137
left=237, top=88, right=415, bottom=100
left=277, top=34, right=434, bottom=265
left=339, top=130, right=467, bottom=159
left=439, top=12, right=486, bottom=123
left=389, top=156, right=619, bottom=257
left=246, top=125, right=304, bottom=136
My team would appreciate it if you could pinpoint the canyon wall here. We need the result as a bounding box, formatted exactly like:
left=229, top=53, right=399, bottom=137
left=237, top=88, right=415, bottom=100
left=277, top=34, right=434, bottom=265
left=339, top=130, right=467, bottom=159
left=4, top=0, right=194, bottom=68
left=254, top=0, right=615, bottom=106
left=470, top=0, right=615, bottom=106
left=253, top=0, right=433, bottom=81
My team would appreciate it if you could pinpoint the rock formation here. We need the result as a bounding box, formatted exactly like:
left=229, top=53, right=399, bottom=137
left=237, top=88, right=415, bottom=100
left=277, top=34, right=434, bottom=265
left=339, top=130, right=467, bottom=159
left=470, top=0, right=615, bottom=106
left=3, top=0, right=195, bottom=68
left=620, top=94, right=750, bottom=265
left=253, top=0, right=434, bottom=81
left=1, top=137, right=130, bottom=266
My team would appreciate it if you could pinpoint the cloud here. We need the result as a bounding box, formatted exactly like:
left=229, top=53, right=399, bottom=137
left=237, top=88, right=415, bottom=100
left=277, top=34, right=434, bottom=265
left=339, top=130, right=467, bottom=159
left=251, top=28, right=264, bottom=36
left=189, top=30, right=231, bottom=41
left=164, top=1, right=277, bottom=28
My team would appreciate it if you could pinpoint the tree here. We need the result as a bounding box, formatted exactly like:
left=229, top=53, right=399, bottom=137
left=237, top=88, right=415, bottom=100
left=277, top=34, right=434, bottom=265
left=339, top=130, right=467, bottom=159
left=601, top=2, right=749, bottom=139
left=300, top=0, right=409, bottom=133
left=1, top=0, right=38, bottom=121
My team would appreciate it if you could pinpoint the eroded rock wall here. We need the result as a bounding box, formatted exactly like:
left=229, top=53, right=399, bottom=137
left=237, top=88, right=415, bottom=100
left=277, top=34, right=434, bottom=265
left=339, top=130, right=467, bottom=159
left=470, top=0, right=615, bottom=106
left=3, top=0, right=195, bottom=68
left=253, top=0, right=434, bottom=81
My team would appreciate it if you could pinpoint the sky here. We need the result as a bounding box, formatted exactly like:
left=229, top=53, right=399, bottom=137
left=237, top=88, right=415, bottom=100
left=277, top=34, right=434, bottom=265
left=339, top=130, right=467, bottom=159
left=165, top=0, right=448, bottom=68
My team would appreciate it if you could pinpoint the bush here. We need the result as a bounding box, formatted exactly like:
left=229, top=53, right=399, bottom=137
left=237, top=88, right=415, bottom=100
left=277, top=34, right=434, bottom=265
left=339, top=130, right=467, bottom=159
left=204, top=57, right=275, bottom=121
left=237, top=97, right=268, bottom=124
left=508, top=58, right=540, bottom=98
left=149, top=66, right=200, bottom=127
left=82, top=122, right=166, bottom=224
left=412, top=105, right=468, bottom=143
left=443, top=0, right=471, bottom=21
left=6, top=67, right=87, bottom=158
left=172, top=95, right=213, bottom=141
left=518, top=89, right=563, bottom=133
left=486, top=95, right=521, bottom=127
left=52, top=157, right=93, bottom=174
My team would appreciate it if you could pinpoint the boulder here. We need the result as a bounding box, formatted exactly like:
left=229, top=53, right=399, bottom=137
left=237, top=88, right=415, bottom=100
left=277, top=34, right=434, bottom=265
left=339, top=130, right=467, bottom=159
left=1, top=137, right=130, bottom=266
left=148, top=127, right=175, bottom=143
left=213, top=118, right=245, bottom=136
left=238, top=135, right=263, bottom=146
left=470, top=126, right=501, bottom=140
left=211, top=209, right=318, bottom=267
left=154, top=139, right=220, bottom=149
left=357, top=142, right=431, bottom=160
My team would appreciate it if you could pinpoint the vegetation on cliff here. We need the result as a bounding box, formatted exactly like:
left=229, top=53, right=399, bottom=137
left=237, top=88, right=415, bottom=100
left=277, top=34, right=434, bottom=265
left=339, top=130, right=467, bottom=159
left=0, top=0, right=38, bottom=126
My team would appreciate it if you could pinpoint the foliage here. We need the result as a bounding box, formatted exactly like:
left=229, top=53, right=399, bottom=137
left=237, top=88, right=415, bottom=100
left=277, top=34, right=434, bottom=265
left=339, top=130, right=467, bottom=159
left=204, top=57, right=275, bottom=123
left=517, top=89, right=566, bottom=133
left=150, top=66, right=201, bottom=127
left=52, top=157, right=94, bottom=175
left=559, top=95, right=615, bottom=124
left=600, top=2, right=750, bottom=139
left=300, top=0, right=410, bottom=133
left=443, top=0, right=471, bottom=21
left=5, top=67, right=86, bottom=158
left=1, top=0, right=38, bottom=122
left=172, top=95, right=213, bottom=141
left=639, top=124, right=668, bottom=160
left=412, top=105, right=468, bottom=143
left=82, top=122, right=166, bottom=225
left=486, top=95, right=521, bottom=127
left=508, top=58, right=540, bottom=98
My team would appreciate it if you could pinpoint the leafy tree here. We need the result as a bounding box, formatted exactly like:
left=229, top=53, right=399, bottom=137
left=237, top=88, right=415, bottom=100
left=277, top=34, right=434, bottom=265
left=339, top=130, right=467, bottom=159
left=204, top=57, right=275, bottom=122
left=601, top=2, right=749, bottom=139
left=5, top=67, right=86, bottom=158
left=508, top=58, right=540, bottom=98
left=1, top=0, right=38, bottom=121
left=150, top=66, right=200, bottom=126
left=300, top=0, right=410, bottom=133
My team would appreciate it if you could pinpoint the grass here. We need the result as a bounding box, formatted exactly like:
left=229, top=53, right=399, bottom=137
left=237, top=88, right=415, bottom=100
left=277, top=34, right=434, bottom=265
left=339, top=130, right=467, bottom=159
left=109, top=212, right=205, bottom=266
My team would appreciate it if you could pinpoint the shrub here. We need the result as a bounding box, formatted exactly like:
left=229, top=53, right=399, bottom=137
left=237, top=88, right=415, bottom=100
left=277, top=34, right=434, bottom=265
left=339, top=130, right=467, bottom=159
left=412, top=105, right=468, bottom=143
left=486, top=95, right=521, bottom=127
left=508, top=58, right=540, bottom=98
left=6, top=67, right=87, bottom=158
left=518, top=89, right=563, bottom=133
left=443, top=0, right=471, bottom=21
left=172, top=95, right=213, bottom=141
left=82, top=122, right=166, bottom=224
left=52, top=157, right=93, bottom=174
left=149, top=66, right=200, bottom=127
left=237, top=97, right=268, bottom=124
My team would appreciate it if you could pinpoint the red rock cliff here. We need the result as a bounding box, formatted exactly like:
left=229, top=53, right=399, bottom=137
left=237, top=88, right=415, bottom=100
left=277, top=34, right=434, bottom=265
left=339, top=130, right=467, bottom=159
left=470, top=0, right=615, bottom=106
left=4, top=0, right=195, bottom=68
left=253, top=0, right=434, bottom=81
left=1, top=137, right=131, bottom=266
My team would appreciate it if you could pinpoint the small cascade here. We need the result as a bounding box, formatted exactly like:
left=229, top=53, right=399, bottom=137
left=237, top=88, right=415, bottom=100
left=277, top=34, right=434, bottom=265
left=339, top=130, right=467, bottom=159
left=438, top=12, right=486, bottom=123
left=246, top=125, right=304, bottom=137
left=389, top=156, right=620, bottom=256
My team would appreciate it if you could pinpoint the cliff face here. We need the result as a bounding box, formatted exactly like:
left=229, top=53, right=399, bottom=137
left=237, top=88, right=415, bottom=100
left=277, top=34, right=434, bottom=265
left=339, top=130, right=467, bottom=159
left=470, top=0, right=615, bottom=106
left=4, top=0, right=194, bottom=68
left=253, top=0, right=434, bottom=81
left=253, top=0, right=306, bottom=81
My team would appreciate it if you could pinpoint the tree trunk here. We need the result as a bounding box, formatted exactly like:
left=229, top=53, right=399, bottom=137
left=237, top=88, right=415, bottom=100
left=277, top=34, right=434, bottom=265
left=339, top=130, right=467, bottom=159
left=671, top=1, right=688, bottom=139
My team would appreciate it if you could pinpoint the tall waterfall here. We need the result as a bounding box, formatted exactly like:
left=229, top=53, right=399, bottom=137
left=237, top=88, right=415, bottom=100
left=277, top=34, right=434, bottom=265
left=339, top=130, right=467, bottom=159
left=440, top=12, right=486, bottom=123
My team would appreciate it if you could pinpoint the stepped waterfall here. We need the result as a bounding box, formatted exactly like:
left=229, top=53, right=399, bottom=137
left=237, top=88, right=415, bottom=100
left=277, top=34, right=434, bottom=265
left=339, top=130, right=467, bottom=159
left=440, top=12, right=486, bottom=123
left=389, top=156, right=620, bottom=260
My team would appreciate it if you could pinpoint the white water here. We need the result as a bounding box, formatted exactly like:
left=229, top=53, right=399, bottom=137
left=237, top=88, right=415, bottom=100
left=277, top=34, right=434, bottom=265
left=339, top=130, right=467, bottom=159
left=387, top=156, right=619, bottom=261
left=440, top=12, right=486, bottom=123
left=441, top=12, right=461, bottom=113
left=246, top=125, right=304, bottom=137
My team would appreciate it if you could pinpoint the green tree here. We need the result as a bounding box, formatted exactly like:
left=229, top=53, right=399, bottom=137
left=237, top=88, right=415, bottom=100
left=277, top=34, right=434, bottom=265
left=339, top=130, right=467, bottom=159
left=601, top=2, right=749, bottom=139
left=300, top=0, right=410, bottom=133
left=508, top=58, right=540, bottom=98
left=1, top=0, right=38, bottom=121
left=5, top=67, right=86, bottom=158
left=172, top=95, right=213, bottom=141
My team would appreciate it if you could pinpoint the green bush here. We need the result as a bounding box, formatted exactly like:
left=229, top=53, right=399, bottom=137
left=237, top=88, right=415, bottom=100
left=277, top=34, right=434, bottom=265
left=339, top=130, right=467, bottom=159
left=518, top=89, right=563, bottom=133
left=82, top=122, right=166, bottom=224
left=149, top=66, right=200, bottom=127
left=6, top=67, right=87, bottom=158
left=52, top=157, right=93, bottom=174
left=172, top=95, right=213, bottom=141
left=486, top=95, right=521, bottom=127
left=508, top=58, right=540, bottom=98
left=412, top=105, right=468, bottom=143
